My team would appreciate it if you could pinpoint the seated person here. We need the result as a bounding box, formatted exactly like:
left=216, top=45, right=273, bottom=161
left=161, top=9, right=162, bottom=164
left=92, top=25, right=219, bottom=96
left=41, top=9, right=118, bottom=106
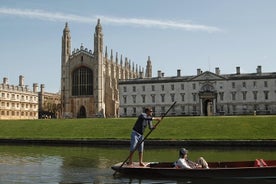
left=174, top=148, right=209, bottom=169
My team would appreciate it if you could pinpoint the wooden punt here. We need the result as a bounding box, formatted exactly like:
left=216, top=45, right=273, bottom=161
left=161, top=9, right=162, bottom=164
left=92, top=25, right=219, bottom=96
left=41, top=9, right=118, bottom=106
left=112, top=159, right=276, bottom=179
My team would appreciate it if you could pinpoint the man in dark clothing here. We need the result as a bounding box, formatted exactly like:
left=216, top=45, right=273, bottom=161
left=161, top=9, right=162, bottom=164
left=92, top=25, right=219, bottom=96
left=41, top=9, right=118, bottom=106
left=128, top=107, right=161, bottom=166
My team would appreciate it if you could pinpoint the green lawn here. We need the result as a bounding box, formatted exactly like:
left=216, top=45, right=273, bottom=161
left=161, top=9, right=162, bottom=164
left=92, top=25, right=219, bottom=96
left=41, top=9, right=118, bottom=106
left=0, top=116, right=275, bottom=140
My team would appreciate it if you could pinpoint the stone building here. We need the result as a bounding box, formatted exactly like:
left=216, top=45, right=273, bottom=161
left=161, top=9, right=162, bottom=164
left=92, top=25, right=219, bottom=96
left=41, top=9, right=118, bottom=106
left=38, top=84, right=61, bottom=119
left=0, top=75, right=39, bottom=119
left=119, top=66, right=276, bottom=117
left=61, top=19, right=151, bottom=118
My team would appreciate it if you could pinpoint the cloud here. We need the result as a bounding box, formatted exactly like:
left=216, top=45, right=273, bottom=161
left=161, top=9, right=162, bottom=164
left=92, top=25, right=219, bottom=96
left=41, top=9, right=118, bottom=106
left=0, top=7, right=221, bottom=32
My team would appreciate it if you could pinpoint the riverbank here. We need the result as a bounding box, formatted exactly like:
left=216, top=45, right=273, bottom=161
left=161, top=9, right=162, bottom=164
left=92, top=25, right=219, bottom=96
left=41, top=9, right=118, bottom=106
left=0, top=116, right=275, bottom=147
left=1, top=139, right=276, bottom=147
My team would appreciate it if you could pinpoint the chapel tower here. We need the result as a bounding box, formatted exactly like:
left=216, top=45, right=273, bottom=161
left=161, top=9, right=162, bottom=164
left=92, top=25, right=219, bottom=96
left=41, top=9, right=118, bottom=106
left=60, top=19, right=149, bottom=118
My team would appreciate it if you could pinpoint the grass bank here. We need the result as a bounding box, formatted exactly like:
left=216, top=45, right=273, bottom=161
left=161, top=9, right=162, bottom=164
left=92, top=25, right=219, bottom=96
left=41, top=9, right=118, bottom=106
left=0, top=116, right=275, bottom=140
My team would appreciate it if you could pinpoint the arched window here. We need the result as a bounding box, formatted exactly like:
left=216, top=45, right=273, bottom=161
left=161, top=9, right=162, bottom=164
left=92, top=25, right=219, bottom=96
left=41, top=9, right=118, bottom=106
left=72, top=67, right=93, bottom=96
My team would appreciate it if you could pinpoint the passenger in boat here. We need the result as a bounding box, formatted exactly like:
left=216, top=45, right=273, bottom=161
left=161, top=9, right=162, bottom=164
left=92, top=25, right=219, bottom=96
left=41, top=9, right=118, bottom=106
left=128, top=107, right=161, bottom=167
left=174, top=148, right=209, bottom=169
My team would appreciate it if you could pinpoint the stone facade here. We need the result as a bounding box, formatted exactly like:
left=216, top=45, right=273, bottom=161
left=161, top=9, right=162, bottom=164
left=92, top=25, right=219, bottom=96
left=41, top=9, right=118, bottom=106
left=0, top=76, right=39, bottom=119
left=119, top=66, right=276, bottom=117
left=38, top=84, right=61, bottom=119
left=61, top=20, right=151, bottom=118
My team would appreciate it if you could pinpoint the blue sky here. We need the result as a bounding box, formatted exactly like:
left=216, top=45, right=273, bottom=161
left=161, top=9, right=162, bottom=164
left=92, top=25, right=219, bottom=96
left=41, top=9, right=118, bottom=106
left=1, top=0, right=276, bottom=93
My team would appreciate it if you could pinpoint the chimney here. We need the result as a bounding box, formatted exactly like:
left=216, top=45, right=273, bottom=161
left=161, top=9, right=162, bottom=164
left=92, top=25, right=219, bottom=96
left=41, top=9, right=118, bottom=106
left=256, top=65, right=262, bottom=74
left=40, top=84, right=45, bottom=93
left=3, top=77, right=8, bottom=84
left=197, top=68, right=201, bottom=75
left=215, top=67, right=220, bottom=75
left=19, top=75, right=24, bottom=86
left=236, top=66, right=240, bottom=75
left=33, top=83, right=38, bottom=93
left=157, top=70, right=162, bottom=78
left=177, top=69, right=181, bottom=77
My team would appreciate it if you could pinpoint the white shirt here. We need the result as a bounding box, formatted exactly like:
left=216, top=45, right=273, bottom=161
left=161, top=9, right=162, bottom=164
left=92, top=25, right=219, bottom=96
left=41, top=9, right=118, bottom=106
left=175, top=158, right=192, bottom=169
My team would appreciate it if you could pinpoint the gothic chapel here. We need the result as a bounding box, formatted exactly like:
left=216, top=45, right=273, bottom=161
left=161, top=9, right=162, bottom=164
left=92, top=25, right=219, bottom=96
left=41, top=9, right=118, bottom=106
left=61, top=19, right=151, bottom=118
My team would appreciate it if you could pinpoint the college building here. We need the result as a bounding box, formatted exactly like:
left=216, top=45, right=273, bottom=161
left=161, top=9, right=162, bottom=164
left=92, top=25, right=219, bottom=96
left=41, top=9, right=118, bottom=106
left=0, top=75, right=61, bottom=120
left=0, top=75, right=38, bottom=119
left=118, top=66, right=276, bottom=117
left=61, top=19, right=151, bottom=118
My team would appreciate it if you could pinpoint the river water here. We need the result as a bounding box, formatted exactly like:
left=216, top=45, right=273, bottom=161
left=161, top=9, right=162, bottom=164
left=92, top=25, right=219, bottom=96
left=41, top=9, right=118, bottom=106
left=0, top=144, right=275, bottom=184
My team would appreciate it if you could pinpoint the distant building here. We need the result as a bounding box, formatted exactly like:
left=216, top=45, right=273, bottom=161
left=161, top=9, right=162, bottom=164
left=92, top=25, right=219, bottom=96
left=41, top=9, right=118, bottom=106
left=0, top=75, right=61, bottom=120
left=38, top=84, right=61, bottom=119
left=0, top=76, right=39, bottom=119
left=61, top=19, right=151, bottom=118
left=119, top=66, right=276, bottom=117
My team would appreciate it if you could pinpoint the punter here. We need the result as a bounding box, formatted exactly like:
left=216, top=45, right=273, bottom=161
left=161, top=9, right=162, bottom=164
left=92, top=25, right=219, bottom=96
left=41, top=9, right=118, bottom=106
left=128, top=107, right=161, bottom=166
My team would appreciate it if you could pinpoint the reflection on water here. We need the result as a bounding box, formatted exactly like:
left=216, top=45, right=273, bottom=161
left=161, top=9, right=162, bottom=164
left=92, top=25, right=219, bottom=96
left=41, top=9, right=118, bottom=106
left=0, top=145, right=275, bottom=184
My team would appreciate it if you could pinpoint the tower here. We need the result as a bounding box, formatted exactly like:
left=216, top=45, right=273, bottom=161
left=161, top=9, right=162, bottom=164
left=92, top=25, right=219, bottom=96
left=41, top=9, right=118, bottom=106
left=94, top=19, right=105, bottom=116
left=145, top=56, right=152, bottom=78
left=60, top=20, right=147, bottom=118
left=61, top=22, right=71, bottom=117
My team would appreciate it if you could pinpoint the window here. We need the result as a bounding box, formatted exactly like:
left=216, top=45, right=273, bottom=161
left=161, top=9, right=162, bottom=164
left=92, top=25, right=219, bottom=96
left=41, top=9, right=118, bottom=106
left=141, top=95, right=146, bottom=103
left=242, top=91, right=247, bottom=100
left=72, top=67, right=93, bottom=96
left=151, top=94, right=155, bottom=103
left=151, top=85, right=155, bottom=91
left=181, top=93, right=185, bottom=101
left=132, top=95, right=136, bottom=103
left=192, top=93, right=197, bottom=102
left=170, top=94, right=175, bottom=102
left=160, top=94, right=165, bottom=103
left=193, top=83, right=196, bottom=90
left=253, top=81, right=257, bottom=88
left=123, top=96, right=127, bottom=103
left=231, top=92, right=236, bottom=101
left=171, top=84, right=174, bottom=90
left=242, top=82, right=246, bottom=88
left=264, top=81, right=268, bottom=87
left=181, top=84, right=184, bottom=90
left=219, top=92, right=224, bottom=101
left=232, top=82, right=235, bottom=89
left=253, top=91, right=258, bottom=100
left=264, top=91, right=269, bottom=100
left=132, top=86, right=136, bottom=92
left=142, top=86, right=145, bottom=91
left=161, top=85, right=165, bottom=91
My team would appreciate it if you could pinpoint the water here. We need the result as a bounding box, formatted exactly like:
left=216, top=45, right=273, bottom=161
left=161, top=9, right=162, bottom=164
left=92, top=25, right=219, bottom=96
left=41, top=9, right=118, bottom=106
left=0, top=145, right=275, bottom=184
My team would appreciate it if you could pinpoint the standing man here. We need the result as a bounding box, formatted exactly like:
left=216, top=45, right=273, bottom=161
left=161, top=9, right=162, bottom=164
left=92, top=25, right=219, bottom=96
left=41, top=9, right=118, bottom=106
left=128, top=107, right=161, bottom=166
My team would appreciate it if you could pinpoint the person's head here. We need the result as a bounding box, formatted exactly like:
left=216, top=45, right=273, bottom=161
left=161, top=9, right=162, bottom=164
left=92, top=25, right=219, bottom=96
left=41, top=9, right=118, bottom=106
left=145, top=107, right=153, bottom=115
left=179, top=148, right=188, bottom=158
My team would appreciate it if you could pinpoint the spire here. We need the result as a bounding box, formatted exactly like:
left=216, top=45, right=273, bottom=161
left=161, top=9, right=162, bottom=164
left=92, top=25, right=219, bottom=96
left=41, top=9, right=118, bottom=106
left=105, top=46, right=108, bottom=58
left=110, top=49, right=113, bottom=61
left=116, top=52, right=118, bottom=64
left=63, top=22, right=70, bottom=33
left=94, top=19, right=103, bottom=54
left=145, top=56, right=152, bottom=78
left=62, top=22, right=71, bottom=61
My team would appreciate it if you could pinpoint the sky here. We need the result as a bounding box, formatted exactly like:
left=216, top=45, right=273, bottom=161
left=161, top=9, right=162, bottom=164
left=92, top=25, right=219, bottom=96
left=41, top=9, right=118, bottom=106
left=1, top=0, right=276, bottom=93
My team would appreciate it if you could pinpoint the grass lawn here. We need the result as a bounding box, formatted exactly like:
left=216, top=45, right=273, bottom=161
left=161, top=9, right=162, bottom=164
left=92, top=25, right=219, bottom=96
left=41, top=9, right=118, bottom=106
left=0, top=116, right=275, bottom=140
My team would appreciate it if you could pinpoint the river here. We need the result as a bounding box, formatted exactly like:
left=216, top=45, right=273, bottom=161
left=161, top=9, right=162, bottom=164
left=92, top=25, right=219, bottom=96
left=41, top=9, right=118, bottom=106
left=0, top=144, right=275, bottom=184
